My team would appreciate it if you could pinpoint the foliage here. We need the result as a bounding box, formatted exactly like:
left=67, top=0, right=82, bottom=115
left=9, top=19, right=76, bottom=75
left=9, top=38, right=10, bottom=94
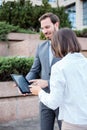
left=52, top=6, right=71, bottom=28
left=0, top=22, right=19, bottom=41
left=17, top=28, right=37, bottom=34
left=0, top=1, right=34, bottom=28
left=0, top=1, right=71, bottom=31
left=74, top=30, right=83, bottom=37
left=40, top=31, right=46, bottom=40
left=1, top=0, right=87, bottom=39
left=0, top=22, right=36, bottom=41
left=0, top=57, right=34, bottom=81
left=74, top=28, right=87, bottom=37
left=81, top=28, right=87, bottom=37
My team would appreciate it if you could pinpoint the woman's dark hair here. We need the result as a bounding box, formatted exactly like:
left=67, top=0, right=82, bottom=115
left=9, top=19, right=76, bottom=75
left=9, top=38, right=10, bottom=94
left=39, top=12, right=60, bottom=24
left=51, top=28, right=81, bottom=58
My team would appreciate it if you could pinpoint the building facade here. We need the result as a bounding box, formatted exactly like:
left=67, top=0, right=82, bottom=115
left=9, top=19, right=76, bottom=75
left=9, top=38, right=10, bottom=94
left=58, top=0, right=87, bottom=30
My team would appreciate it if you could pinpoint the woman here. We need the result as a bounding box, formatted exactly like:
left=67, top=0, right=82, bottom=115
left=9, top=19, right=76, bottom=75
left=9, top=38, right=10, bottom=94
left=30, top=28, right=87, bottom=130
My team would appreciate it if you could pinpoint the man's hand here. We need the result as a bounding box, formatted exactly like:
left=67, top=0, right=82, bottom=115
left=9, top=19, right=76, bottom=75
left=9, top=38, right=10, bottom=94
left=13, top=82, right=29, bottom=96
left=13, top=82, right=22, bottom=94
left=29, top=79, right=48, bottom=88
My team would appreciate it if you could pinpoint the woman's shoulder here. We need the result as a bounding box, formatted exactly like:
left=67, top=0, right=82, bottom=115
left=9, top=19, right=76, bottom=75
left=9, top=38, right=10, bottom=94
left=52, top=56, right=68, bottom=71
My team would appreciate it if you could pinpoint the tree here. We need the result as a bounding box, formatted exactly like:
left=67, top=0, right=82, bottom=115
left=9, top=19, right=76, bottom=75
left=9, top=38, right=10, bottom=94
left=52, top=6, right=71, bottom=28
left=0, top=1, right=71, bottom=30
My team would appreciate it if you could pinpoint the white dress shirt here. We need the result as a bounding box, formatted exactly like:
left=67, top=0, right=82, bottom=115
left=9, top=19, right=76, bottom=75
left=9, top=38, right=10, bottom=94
left=39, top=53, right=87, bottom=124
left=49, top=41, right=53, bottom=65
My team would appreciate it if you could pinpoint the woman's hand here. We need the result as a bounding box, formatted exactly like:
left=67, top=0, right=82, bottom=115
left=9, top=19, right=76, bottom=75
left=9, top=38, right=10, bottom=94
left=30, top=84, right=42, bottom=95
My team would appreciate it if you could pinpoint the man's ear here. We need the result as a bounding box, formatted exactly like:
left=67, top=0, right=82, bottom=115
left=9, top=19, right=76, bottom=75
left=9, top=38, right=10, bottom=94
left=55, top=22, right=60, bottom=29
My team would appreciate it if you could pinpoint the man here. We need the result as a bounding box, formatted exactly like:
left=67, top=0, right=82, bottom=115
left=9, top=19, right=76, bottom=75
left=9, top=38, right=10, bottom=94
left=26, top=12, right=61, bottom=130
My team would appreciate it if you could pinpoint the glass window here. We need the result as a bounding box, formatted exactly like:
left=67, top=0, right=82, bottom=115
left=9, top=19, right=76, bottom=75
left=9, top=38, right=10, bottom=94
left=66, top=5, right=76, bottom=29
left=83, top=0, right=87, bottom=25
left=0, top=0, right=2, bottom=5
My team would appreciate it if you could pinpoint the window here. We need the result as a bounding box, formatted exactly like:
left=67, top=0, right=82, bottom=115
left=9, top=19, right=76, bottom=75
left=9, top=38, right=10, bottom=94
left=83, top=0, right=87, bottom=25
left=66, top=5, right=76, bottom=29
left=0, top=0, right=2, bottom=5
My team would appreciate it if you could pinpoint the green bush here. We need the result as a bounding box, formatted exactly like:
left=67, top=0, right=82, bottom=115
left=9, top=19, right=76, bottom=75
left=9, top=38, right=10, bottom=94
left=82, top=28, right=87, bottom=37
left=52, top=7, right=71, bottom=28
left=0, top=57, right=34, bottom=81
left=40, top=31, right=46, bottom=40
left=0, top=1, right=71, bottom=31
left=74, top=28, right=87, bottom=37
left=0, top=21, right=37, bottom=41
left=0, top=22, right=20, bottom=41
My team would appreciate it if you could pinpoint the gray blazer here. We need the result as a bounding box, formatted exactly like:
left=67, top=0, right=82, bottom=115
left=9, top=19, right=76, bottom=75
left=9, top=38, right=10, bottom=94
left=26, top=40, right=60, bottom=92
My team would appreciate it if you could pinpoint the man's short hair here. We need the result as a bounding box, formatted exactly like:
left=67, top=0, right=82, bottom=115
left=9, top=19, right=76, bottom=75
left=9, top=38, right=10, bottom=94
left=39, top=12, right=60, bottom=24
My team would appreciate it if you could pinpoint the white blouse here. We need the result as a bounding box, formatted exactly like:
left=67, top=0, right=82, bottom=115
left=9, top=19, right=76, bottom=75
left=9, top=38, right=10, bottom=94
left=39, top=53, right=87, bottom=124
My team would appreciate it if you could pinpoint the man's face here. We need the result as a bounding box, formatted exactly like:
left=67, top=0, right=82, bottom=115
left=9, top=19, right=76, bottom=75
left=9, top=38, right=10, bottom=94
left=40, top=17, right=59, bottom=40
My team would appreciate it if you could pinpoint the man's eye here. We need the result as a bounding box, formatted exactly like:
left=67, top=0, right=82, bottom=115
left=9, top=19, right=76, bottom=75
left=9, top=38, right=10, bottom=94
left=46, top=26, right=50, bottom=29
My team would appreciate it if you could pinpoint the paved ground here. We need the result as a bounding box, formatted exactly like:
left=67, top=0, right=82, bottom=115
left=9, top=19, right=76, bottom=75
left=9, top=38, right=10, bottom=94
left=0, top=117, right=59, bottom=130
